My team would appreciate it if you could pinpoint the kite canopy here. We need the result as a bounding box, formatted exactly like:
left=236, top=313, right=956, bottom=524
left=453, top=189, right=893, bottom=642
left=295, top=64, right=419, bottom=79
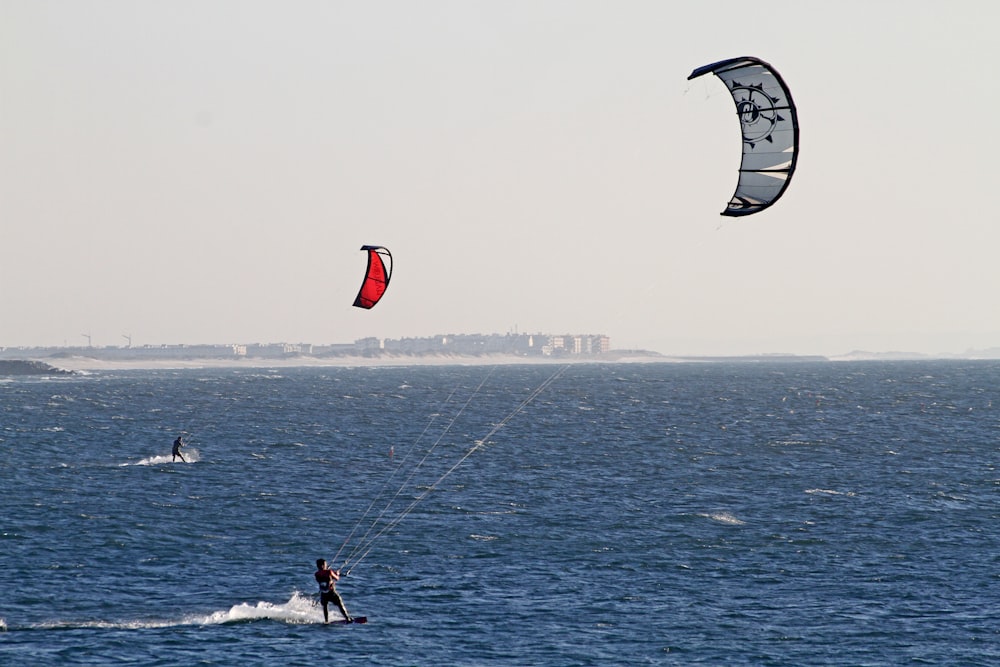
left=352, top=245, right=393, bottom=309
left=688, top=56, right=799, bottom=217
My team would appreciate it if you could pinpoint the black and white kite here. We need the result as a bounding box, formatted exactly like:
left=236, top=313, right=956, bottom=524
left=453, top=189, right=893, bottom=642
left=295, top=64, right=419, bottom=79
left=688, top=57, right=799, bottom=216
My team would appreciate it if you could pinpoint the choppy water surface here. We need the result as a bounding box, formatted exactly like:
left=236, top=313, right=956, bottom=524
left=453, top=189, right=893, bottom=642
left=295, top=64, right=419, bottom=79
left=1, top=361, right=997, bottom=665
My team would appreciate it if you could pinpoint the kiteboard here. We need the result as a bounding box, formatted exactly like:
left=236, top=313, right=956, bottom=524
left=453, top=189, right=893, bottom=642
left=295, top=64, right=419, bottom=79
left=329, top=616, right=367, bottom=625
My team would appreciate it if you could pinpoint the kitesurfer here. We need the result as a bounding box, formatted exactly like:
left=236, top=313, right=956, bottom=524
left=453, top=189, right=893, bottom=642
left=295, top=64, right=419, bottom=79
left=172, top=436, right=186, bottom=462
left=314, top=559, right=352, bottom=623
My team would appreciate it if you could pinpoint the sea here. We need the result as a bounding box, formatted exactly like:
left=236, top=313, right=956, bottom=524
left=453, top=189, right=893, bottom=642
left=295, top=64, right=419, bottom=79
left=1, top=361, right=996, bottom=666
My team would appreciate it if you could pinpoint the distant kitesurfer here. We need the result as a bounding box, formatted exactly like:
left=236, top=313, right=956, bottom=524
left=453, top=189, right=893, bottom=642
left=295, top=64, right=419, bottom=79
left=314, top=559, right=351, bottom=623
left=172, top=436, right=186, bottom=462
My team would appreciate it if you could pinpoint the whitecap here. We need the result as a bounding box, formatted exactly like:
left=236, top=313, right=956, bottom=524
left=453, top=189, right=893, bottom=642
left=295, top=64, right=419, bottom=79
left=696, top=512, right=745, bottom=525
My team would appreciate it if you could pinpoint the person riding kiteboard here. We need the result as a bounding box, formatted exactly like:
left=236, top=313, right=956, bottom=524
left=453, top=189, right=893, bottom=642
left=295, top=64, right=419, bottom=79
left=314, top=558, right=352, bottom=623
left=172, top=436, right=186, bottom=462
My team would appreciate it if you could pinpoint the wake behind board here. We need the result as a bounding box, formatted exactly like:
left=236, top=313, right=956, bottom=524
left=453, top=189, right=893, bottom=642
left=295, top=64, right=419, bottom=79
left=329, top=616, right=367, bottom=625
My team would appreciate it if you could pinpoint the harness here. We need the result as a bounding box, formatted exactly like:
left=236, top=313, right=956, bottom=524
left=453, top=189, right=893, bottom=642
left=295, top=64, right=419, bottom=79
left=316, top=569, right=336, bottom=594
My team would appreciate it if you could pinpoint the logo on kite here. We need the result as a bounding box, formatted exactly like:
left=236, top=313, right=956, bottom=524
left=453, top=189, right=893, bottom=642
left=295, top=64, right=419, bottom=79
left=732, top=82, right=783, bottom=148
left=352, top=245, right=393, bottom=309
left=688, top=57, right=799, bottom=217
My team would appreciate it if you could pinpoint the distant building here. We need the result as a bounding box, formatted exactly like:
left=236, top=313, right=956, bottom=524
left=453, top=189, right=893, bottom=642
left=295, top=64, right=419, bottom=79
left=370, top=332, right=610, bottom=357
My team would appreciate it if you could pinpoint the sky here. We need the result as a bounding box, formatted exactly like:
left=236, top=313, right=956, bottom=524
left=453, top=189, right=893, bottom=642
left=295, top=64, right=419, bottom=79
left=3, top=1, right=1000, bottom=356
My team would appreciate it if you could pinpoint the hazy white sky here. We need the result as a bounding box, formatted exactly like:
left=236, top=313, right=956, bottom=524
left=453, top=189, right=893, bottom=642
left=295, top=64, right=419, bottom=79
left=3, top=1, right=999, bottom=356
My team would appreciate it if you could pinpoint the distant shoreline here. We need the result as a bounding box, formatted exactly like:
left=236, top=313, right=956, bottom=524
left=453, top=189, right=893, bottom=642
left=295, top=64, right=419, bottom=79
left=0, top=350, right=845, bottom=373
left=12, top=352, right=670, bottom=373
left=6, top=350, right=1000, bottom=375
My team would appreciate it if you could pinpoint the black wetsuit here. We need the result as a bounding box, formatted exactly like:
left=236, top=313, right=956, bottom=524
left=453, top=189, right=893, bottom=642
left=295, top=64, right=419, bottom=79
left=315, top=568, right=350, bottom=621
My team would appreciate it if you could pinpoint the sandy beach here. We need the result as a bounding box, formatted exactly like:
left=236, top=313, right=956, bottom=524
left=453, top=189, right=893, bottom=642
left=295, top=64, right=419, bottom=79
left=30, top=353, right=672, bottom=373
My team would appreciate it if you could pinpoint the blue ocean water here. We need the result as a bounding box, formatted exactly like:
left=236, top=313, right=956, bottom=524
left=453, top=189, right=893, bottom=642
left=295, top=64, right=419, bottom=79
left=1, top=361, right=997, bottom=665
